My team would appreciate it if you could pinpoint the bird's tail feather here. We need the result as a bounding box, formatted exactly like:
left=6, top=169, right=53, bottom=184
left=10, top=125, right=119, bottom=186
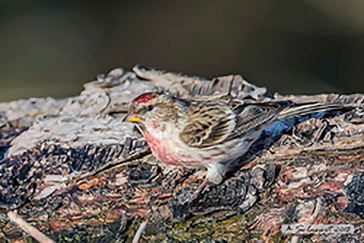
left=278, top=103, right=344, bottom=119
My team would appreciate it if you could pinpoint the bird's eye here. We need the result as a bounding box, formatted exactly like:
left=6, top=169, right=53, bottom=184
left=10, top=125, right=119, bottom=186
left=147, top=105, right=154, bottom=111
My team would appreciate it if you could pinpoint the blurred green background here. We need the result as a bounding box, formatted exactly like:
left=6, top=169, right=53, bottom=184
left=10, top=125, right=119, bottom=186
left=1, top=0, right=364, bottom=102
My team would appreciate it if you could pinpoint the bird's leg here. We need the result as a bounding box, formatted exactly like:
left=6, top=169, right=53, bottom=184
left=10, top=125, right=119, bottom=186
left=189, top=177, right=209, bottom=201
left=187, top=164, right=224, bottom=201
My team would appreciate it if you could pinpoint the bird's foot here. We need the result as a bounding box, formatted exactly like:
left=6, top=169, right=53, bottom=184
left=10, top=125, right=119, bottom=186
left=182, top=178, right=209, bottom=204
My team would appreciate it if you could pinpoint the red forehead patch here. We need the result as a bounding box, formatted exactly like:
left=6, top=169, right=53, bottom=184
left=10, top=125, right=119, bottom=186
left=132, top=92, right=156, bottom=104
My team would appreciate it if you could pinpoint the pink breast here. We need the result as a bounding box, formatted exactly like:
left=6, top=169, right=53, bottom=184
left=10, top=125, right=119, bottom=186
left=142, top=131, right=198, bottom=167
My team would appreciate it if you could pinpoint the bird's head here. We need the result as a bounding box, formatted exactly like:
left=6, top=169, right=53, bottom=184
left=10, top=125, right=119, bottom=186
left=123, top=92, right=185, bottom=132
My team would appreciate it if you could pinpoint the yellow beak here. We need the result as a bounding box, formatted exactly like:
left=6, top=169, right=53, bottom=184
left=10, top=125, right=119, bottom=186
left=123, top=113, right=142, bottom=123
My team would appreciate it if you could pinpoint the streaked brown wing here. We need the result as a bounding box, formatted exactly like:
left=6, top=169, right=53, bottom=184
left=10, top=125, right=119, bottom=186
left=228, top=100, right=287, bottom=140
left=179, top=100, right=235, bottom=148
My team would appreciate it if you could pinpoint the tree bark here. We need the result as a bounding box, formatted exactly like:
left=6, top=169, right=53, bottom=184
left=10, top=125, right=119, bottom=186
left=1, top=66, right=364, bottom=242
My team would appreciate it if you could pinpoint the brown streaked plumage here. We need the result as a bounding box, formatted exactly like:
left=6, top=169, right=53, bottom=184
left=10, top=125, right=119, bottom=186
left=123, top=91, right=343, bottom=194
left=180, top=100, right=235, bottom=148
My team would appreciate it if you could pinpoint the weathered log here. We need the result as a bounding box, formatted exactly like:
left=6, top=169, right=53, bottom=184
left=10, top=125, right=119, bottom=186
left=0, top=66, right=364, bottom=242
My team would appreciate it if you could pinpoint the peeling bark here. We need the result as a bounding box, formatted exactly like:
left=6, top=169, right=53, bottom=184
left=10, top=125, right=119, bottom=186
left=0, top=66, right=363, bottom=242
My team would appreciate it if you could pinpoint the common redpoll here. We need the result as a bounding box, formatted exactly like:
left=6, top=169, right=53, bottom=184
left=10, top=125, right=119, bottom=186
left=123, top=92, right=342, bottom=195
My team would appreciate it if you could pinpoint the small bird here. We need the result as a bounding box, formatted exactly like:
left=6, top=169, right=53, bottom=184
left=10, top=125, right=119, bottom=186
left=123, top=91, right=342, bottom=196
